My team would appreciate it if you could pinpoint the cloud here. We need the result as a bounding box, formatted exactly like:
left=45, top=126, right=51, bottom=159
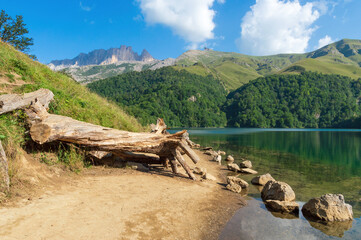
left=317, top=35, right=334, bottom=48
left=238, top=0, right=321, bottom=55
left=137, top=0, right=222, bottom=49
left=80, top=1, right=93, bottom=11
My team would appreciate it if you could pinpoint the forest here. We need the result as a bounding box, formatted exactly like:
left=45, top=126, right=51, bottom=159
left=88, top=67, right=227, bottom=127
left=225, top=72, right=361, bottom=128
left=89, top=69, right=361, bottom=128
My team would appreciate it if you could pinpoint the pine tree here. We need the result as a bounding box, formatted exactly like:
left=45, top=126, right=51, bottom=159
left=0, top=10, right=34, bottom=57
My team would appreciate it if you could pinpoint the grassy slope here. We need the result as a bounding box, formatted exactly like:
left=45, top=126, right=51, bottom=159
left=175, top=39, right=361, bottom=91
left=0, top=41, right=143, bottom=189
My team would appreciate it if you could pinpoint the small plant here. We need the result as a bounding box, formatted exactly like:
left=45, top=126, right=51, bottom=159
left=5, top=73, right=15, bottom=83
left=57, top=143, right=85, bottom=172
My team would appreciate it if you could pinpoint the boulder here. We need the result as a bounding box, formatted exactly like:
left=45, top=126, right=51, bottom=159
left=302, top=194, right=353, bottom=222
left=239, top=168, right=258, bottom=174
left=226, top=155, right=234, bottom=162
left=204, top=150, right=216, bottom=156
left=227, top=176, right=249, bottom=188
left=265, top=200, right=299, bottom=214
left=226, top=182, right=242, bottom=193
left=213, top=155, right=222, bottom=163
left=239, top=160, right=252, bottom=168
left=251, top=173, right=275, bottom=186
left=193, top=167, right=206, bottom=175
left=217, top=150, right=226, bottom=155
left=261, top=181, right=296, bottom=202
left=227, top=163, right=240, bottom=172
left=202, top=173, right=217, bottom=181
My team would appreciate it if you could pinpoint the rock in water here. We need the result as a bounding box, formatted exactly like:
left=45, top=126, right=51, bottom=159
left=227, top=163, right=240, bottom=172
left=239, top=160, right=252, bottom=168
left=226, top=182, right=242, bottom=193
left=302, top=194, right=353, bottom=222
left=251, top=173, right=275, bottom=186
left=239, top=168, right=257, bottom=174
left=227, top=176, right=249, bottom=188
left=261, top=181, right=296, bottom=202
left=226, top=155, right=234, bottom=162
left=265, top=200, right=299, bottom=214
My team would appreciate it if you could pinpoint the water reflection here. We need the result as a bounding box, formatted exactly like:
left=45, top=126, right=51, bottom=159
left=219, top=199, right=361, bottom=240
left=170, top=128, right=361, bottom=238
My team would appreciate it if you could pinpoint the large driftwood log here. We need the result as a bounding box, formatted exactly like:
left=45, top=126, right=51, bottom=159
left=0, top=88, right=54, bottom=114
left=150, top=118, right=168, bottom=135
left=25, top=101, right=199, bottom=179
left=0, top=141, right=10, bottom=192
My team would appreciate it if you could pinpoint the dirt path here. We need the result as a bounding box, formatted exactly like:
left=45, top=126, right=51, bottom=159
left=0, top=152, right=243, bottom=240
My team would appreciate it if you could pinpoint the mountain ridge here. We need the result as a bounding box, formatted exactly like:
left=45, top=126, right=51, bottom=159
left=49, top=45, right=155, bottom=70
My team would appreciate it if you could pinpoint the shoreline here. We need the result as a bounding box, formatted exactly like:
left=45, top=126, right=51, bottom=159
left=0, top=149, right=244, bottom=239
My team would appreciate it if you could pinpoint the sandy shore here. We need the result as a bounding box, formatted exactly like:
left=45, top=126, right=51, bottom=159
left=0, top=150, right=244, bottom=240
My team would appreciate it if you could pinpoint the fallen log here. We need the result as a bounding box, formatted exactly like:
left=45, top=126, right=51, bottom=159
left=0, top=140, right=10, bottom=192
left=0, top=88, right=54, bottom=114
left=150, top=118, right=168, bottom=135
left=25, top=101, right=199, bottom=179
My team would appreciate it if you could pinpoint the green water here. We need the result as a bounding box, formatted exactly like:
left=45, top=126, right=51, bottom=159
left=173, top=128, right=361, bottom=239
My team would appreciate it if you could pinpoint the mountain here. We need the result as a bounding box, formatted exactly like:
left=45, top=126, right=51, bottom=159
left=49, top=39, right=361, bottom=87
left=175, top=39, right=361, bottom=90
left=49, top=45, right=155, bottom=68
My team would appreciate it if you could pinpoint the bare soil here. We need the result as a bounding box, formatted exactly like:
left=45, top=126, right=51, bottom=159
left=0, top=150, right=244, bottom=240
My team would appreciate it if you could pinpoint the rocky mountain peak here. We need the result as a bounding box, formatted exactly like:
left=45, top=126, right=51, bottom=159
left=49, top=45, right=156, bottom=69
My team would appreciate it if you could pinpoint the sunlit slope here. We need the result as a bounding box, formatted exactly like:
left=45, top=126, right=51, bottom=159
left=0, top=41, right=143, bottom=132
left=175, top=39, right=361, bottom=90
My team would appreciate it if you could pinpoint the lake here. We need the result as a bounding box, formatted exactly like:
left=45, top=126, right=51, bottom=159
left=172, top=128, right=361, bottom=239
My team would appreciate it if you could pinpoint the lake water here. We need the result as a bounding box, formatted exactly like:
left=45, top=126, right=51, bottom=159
left=172, top=128, right=361, bottom=239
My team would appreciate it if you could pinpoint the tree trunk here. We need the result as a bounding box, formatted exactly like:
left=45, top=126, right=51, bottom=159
left=0, top=141, right=10, bottom=192
left=0, top=88, right=54, bottom=114
left=25, top=101, right=199, bottom=179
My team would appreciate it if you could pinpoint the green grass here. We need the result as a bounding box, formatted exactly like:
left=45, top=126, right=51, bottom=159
left=0, top=41, right=144, bottom=188
left=281, top=58, right=361, bottom=79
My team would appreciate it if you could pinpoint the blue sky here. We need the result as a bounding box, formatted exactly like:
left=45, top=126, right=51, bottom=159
left=2, top=0, right=361, bottom=63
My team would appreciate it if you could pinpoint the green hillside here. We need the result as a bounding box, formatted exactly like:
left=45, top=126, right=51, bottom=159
left=224, top=72, right=361, bottom=128
left=88, top=67, right=227, bottom=127
left=0, top=41, right=143, bottom=178
left=175, top=39, right=361, bottom=91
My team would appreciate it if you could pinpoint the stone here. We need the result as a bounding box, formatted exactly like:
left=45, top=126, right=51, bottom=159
left=217, top=151, right=226, bottom=155
left=251, top=173, right=275, bottom=186
left=239, top=168, right=258, bottom=174
left=227, top=176, right=249, bottom=188
left=213, top=155, right=222, bottom=163
left=202, top=173, right=217, bottom=181
left=265, top=200, right=299, bottom=214
left=204, top=150, right=217, bottom=157
left=261, top=181, right=296, bottom=202
left=193, top=167, right=206, bottom=175
left=227, top=163, right=240, bottom=172
left=226, top=182, right=242, bottom=193
left=302, top=194, right=353, bottom=222
left=226, top=155, right=234, bottom=162
left=239, top=160, right=252, bottom=168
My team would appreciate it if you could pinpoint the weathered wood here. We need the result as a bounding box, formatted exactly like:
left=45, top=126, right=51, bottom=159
left=179, top=140, right=200, bottom=164
left=175, top=149, right=196, bottom=180
left=24, top=101, right=200, bottom=179
left=0, top=88, right=54, bottom=115
left=0, top=140, right=10, bottom=192
left=168, top=156, right=178, bottom=174
left=150, top=118, right=168, bottom=135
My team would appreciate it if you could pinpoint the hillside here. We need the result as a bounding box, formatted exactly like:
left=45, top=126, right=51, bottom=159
left=176, top=39, right=361, bottom=91
left=224, top=72, right=361, bottom=128
left=87, top=67, right=227, bottom=127
left=0, top=41, right=143, bottom=194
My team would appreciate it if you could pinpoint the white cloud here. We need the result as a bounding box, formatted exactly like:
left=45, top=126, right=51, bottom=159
left=317, top=35, right=334, bottom=48
left=238, top=0, right=320, bottom=55
left=80, top=1, right=92, bottom=11
left=137, top=0, right=222, bottom=49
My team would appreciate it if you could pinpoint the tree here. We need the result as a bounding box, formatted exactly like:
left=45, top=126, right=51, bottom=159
left=0, top=10, right=34, bottom=56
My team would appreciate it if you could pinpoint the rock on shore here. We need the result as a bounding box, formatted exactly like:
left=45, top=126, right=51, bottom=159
left=251, top=173, right=275, bottom=186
